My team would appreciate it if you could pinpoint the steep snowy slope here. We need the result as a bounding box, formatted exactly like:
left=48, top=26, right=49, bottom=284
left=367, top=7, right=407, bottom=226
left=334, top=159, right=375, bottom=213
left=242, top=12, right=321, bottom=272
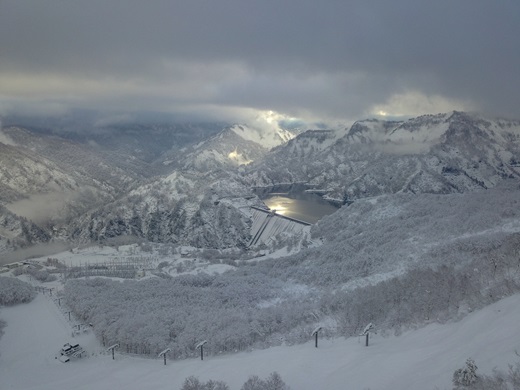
left=1, top=126, right=148, bottom=192
left=163, top=123, right=293, bottom=172
left=0, top=206, right=51, bottom=253
left=183, top=127, right=267, bottom=170
left=0, top=127, right=139, bottom=242
left=68, top=171, right=262, bottom=249
left=83, top=122, right=223, bottom=165
left=2, top=290, right=520, bottom=390
left=0, top=141, right=80, bottom=205
left=228, top=123, right=294, bottom=149
left=244, top=128, right=344, bottom=186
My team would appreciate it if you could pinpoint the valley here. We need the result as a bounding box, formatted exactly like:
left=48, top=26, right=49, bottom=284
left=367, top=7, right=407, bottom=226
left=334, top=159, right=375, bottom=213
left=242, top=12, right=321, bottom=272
left=2, top=111, right=520, bottom=256
left=1, top=111, right=520, bottom=389
left=2, top=2, right=519, bottom=388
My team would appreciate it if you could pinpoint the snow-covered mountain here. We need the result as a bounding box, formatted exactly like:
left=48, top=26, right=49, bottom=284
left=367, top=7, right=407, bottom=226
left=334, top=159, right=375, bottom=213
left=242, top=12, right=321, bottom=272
left=0, top=126, right=147, bottom=232
left=0, top=121, right=232, bottom=253
left=68, top=122, right=299, bottom=248
left=0, top=128, right=121, bottom=252
left=0, top=205, right=51, bottom=253
left=2, top=111, right=520, bottom=254
left=162, top=126, right=266, bottom=171
left=0, top=141, right=79, bottom=204
left=68, top=171, right=262, bottom=249
left=3, top=112, right=520, bottom=390
left=228, top=123, right=294, bottom=149
left=161, top=124, right=294, bottom=172
left=242, top=128, right=345, bottom=187
left=242, top=111, right=520, bottom=202
left=64, top=122, right=297, bottom=249
left=0, top=121, right=273, bottom=253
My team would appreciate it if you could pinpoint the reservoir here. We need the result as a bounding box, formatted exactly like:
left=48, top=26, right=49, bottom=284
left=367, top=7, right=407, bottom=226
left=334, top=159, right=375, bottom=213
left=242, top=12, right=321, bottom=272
left=254, top=185, right=340, bottom=224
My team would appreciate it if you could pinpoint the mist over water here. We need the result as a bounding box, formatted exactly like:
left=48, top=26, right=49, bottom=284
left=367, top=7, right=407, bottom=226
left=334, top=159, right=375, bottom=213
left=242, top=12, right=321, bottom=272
left=0, top=241, right=72, bottom=266
left=6, top=191, right=74, bottom=224
left=255, top=185, right=340, bottom=224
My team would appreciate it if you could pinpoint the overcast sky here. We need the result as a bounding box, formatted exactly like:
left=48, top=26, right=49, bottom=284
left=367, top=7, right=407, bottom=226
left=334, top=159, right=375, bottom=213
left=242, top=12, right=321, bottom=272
left=1, top=0, right=519, bottom=126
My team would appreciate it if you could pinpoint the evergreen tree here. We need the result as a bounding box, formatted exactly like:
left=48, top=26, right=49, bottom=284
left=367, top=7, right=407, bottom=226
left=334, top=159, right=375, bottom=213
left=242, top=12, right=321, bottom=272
left=453, top=358, right=479, bottom=388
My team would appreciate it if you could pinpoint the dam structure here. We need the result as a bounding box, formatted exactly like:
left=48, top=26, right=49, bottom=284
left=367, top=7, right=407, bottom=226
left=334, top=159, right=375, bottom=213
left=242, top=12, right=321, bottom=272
left=248, top=206, right=311, bottom=247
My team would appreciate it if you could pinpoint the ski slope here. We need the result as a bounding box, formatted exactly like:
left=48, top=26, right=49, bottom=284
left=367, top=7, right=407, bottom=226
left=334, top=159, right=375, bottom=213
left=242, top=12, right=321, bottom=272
left=1, top=290, right=519, bottom=390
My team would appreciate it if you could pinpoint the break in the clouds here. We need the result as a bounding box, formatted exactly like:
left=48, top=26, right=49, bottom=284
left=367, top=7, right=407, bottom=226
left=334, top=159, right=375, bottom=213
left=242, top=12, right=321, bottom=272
left=0, top=0, right=519, bottom=124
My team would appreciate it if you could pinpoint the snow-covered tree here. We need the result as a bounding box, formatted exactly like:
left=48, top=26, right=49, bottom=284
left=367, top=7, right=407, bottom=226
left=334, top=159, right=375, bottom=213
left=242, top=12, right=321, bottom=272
left=241, top=372, right=290, bottom=390
left=0, top=277, right=36, bottom=306
left=241, top=375, right=266, bottom=390
left=453, top=358, right=479, bottom=388
left=264, top=372, right=290, bottom=390
left=180, top=376, right=229, bottom=390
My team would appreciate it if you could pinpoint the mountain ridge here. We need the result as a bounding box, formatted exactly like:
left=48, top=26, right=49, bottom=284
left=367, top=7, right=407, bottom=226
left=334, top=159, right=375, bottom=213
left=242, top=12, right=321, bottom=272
left=242, top=111, right=520, bottom=202
left=1, top=111, right=520, bottom=254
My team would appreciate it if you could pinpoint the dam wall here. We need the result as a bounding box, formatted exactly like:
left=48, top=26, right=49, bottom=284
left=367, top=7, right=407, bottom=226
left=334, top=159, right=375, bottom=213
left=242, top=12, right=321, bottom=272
left=249, top=207, right=310, bottom=247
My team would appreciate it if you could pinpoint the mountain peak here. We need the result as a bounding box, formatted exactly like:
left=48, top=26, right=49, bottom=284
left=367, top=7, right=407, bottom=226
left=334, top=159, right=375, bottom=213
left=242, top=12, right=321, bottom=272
left=229, top=124, right=294, bottom=149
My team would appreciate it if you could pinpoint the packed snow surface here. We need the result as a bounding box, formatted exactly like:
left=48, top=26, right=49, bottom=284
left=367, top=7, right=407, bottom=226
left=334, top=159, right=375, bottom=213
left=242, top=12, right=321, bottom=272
left=1, top=290, right=519, bottom=390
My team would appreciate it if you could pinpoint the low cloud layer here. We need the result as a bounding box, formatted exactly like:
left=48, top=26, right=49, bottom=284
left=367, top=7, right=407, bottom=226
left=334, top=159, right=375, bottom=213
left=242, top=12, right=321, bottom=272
left=1, top=0, right=519, bottom=124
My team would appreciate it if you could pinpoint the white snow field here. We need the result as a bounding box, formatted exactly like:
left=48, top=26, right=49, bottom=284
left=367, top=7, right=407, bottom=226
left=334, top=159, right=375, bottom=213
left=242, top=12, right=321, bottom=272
left=1, top=291, right=519, bottom=390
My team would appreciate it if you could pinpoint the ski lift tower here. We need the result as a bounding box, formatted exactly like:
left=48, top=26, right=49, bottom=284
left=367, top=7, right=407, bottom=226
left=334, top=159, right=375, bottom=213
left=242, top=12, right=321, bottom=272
left=106, top=343, right=119, bottom=360
left=311, top=326, right=322, bottom=348
left=158, top=348, right=171, bottom=365
left=360, top=323, right=374, bottom=346
left=196, top=340, right=207, bottom=361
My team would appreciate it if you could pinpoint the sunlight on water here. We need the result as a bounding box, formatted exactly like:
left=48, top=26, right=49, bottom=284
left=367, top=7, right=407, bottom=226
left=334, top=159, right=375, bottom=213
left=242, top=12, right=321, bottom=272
left=261, top=193, right=339, bottom=224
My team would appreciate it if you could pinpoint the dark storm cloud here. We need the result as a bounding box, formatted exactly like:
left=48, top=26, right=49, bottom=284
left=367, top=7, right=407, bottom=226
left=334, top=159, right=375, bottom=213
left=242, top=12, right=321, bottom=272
left=1, top=0, right=519, bottom=121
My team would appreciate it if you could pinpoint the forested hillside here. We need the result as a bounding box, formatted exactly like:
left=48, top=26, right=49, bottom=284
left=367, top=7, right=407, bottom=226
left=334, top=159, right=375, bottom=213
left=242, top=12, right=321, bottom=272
left=64, top=183, right=520, bottom=359
left=68, top=172, right=258, bottom=248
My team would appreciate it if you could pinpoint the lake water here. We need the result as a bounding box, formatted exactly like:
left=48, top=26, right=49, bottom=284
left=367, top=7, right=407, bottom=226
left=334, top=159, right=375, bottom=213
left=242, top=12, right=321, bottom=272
left=254, top=185, right=340, bottom=224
